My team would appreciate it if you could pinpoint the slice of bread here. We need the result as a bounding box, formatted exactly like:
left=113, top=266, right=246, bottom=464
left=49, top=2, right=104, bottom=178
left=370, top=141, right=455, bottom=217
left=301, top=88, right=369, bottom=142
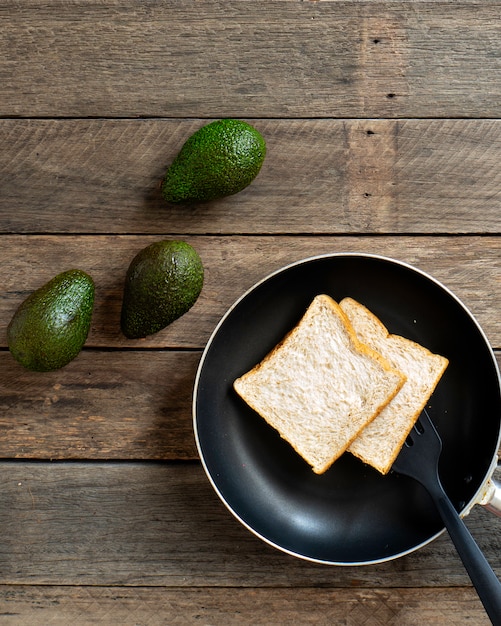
left=233, top=294, right=406, bottom=474
left=340, top=297, right=449, bottom=474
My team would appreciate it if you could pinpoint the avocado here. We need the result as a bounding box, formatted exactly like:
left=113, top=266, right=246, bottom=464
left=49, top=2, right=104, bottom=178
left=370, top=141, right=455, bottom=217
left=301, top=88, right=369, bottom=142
left=120, top=240, right=204, bottom=339
left=161, top=119, right=266, bottom=204
left=7, top=269, right=95, bottom=372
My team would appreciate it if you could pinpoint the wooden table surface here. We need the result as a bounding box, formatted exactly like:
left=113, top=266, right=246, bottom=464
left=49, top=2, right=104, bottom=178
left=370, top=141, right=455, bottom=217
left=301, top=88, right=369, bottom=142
left=1, top=1, right=500, bottom=624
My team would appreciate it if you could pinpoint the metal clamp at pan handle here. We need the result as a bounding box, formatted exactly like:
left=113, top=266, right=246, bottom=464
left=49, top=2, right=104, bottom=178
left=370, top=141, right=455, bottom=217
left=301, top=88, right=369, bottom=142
left=480, top=468, right=501, bottom=517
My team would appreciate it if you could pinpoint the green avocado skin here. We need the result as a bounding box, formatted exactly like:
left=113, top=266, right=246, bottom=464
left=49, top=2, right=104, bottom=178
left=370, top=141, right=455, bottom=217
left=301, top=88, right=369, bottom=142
left=7, top=269, right=95, bottom=372
left=120, top=240, right=204, bottom=339
left=161, top=119, right=266, bottom=204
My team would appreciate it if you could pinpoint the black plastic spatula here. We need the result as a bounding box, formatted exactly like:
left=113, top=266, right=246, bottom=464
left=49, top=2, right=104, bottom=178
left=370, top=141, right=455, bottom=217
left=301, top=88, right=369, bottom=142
left=392, top=410, right=501, bottom=625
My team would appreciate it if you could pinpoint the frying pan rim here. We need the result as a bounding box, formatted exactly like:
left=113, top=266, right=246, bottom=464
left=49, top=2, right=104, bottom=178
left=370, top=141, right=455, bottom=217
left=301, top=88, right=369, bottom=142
left=193, top=252, right=501, bottom=565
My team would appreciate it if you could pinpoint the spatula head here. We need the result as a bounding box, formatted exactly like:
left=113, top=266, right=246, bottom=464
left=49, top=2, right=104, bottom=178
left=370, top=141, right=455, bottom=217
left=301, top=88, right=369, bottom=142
left=392, top=409, right=443, bottom=486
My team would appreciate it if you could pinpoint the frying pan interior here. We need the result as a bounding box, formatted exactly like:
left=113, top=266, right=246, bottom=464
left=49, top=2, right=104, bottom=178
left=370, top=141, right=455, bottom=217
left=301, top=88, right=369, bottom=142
left=194, top=254, right=501, bottom=564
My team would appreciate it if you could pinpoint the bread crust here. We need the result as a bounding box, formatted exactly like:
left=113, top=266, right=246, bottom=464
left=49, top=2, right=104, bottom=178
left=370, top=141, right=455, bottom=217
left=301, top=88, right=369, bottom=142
left=341, top=297, right=449, bottom=474
left=234, top=294, right=406, bottom=474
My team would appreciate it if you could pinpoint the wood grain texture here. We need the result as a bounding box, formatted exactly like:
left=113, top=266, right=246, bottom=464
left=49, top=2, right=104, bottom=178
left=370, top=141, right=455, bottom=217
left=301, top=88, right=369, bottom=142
left=0, top=462, right=499, bottom=587
left=1, top=349, right=499, bottom=461
left=0, top=350, right=200, bottom=460
left=1, top=2, right=501, bottom=118
left=1, top=119, right=501, bottom=235
left=1, top=235, right=499, bottom=348
left=2, top=1, right=501, bottom=621
left=0, top=585, right=491, bottom=625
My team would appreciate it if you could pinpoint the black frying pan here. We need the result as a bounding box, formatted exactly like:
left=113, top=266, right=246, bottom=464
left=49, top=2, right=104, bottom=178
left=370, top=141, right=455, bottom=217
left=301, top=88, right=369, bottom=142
left=193, top=254, right=501, bottom=564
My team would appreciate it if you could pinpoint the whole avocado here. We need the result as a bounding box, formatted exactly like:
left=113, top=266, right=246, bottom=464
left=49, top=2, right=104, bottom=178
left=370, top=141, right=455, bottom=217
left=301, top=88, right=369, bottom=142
left=7, top=269, right=95, bottom=372
left=161, top=119, right=266, bottom=204
left=120, top=240, right=204, bottom=339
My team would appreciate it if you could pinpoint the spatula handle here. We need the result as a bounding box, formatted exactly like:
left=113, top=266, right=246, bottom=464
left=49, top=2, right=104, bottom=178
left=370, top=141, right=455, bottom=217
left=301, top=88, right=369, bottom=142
left=434, top=493, right=501, bottom=625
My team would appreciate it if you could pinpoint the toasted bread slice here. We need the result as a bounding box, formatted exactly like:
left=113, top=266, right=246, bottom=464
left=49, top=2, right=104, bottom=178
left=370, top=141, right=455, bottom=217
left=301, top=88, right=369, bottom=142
left=233, top=294, right=406, bottom=474
left=340, top=297, right=449, bottom=474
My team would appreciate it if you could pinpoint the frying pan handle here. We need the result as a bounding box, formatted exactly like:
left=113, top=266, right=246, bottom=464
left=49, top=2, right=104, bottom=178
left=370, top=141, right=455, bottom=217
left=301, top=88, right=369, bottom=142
left=482, top=476, right=501, bottom=518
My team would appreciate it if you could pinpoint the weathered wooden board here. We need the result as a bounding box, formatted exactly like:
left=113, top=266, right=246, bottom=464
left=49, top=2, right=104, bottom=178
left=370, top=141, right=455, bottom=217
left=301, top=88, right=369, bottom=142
left=1, top=119, right=500, bottom=235
left=0, top=585, right=491, bottom=626
left=1, top=350, right=500, bottom=461
left=0, top=350, right=200, bottom=460
left=0, top=462, right=499, bottom=587
left=1, top=235, right=499, bottom=348
left=2, top=0, right=499, bottom=622
left=1, top=2, right=501, bottom=119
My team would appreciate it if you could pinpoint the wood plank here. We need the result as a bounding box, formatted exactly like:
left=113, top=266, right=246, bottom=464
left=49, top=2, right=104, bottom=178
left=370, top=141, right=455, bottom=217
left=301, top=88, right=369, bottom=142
left=1, top=2, right=501, bottom=118
left=0, top=350, right=200, bottom=460
left=0, top=585, right=491, bottom=626
left=0, top=462, right=499, bottom=587
left=0, top=235, right=499, bottom=348
left=0, top=350, right=499, bottom=461
left=1, top=119, right=501, bottom=235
